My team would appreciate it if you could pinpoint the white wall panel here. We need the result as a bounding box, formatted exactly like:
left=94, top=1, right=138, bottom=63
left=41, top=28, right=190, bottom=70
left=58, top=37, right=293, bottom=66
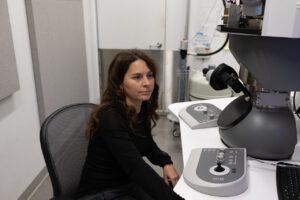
left=0, top=0, right=20, bottom=100
left=0, top=0, right=43, bottom=199
left=26, top=0, right=90, bottom=121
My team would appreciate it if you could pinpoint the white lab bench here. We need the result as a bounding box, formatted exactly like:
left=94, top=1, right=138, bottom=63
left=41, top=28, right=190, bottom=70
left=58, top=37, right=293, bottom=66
left=169, top=97, right=283, bottom=200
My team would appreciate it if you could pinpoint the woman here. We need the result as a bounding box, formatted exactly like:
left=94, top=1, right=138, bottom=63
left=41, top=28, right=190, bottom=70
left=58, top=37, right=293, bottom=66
left=77, top=50, right=185, bottom=200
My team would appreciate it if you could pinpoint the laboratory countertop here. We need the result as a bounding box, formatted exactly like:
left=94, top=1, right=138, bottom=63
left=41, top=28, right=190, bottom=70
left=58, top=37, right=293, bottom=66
left=169, top=97, right=298, bottom=200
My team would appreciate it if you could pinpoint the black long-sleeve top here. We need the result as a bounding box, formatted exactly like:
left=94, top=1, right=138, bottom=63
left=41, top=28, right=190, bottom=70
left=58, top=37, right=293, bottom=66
left=77, top=103, right=184, bottom=200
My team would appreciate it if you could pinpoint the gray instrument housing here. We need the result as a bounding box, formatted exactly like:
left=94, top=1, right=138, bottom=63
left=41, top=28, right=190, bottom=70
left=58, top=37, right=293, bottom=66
left=183, top=148, right=248, bottom=197
left=179, top=103, right=222, bottom=129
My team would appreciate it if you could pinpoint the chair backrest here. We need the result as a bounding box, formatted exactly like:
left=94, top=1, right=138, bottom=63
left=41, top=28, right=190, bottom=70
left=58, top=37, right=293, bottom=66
left=40, top=103, right=96, bottom=198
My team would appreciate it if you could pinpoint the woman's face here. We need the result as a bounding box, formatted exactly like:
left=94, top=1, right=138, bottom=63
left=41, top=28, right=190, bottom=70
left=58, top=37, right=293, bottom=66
left=122, top=59, right=155, bottom=110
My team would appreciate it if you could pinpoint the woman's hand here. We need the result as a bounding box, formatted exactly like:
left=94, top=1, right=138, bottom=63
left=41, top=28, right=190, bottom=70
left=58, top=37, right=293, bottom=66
left=163, top=164, right=180, bottom=187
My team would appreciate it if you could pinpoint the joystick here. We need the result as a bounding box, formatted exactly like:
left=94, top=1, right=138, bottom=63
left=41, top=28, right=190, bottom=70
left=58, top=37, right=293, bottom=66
left=215, top=150, right=225, bottom=172
left=215, top=161, right=225, bottom=172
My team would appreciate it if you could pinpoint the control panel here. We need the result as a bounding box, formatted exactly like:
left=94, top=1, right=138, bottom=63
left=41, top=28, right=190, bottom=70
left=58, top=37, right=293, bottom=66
left=179, top=103, right=222, bottom=129
left=183, top=148, right=248, bottom=197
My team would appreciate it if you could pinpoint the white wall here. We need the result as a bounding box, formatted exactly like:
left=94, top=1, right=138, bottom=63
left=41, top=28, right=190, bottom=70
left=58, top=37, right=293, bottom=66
left=187, top=0, right=239, bottom=73
left=0, top=1, right=44, bottom=199
left=83, top=0, right=100, bottom=102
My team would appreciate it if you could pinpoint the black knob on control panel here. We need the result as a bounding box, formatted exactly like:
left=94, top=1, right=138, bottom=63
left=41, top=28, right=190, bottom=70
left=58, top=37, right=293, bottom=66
left=215, top=161, right=225, bottom=172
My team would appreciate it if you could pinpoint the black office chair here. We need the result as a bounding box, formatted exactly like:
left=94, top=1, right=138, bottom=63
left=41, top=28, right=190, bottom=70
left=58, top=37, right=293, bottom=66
left=40, top=103, right=96, bottom=200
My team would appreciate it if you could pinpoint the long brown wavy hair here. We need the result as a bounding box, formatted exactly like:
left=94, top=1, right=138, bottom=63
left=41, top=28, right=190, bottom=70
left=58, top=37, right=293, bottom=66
left=86, top=50, right=160, bottom=139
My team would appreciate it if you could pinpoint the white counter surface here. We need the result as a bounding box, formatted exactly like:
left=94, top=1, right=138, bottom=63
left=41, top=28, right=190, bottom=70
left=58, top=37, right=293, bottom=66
left=169, top=97, right=284, bottom=200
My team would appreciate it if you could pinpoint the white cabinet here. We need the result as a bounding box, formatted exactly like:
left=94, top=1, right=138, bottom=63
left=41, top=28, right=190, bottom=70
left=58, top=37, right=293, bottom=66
left=97, top=0, right=166, bottom=49
left=96, top=0, right=188, bottom=111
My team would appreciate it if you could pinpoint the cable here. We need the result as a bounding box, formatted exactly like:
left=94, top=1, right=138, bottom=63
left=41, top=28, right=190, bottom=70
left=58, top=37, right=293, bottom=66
left=293, top=91, right=300, bottom=119
left=187, top=0, right=229, bottom=58
left=247, top=157, right=277, bottom=166
left=222, top=0, right=226, bottom=7
left=187, top=34, right=229, bottom=57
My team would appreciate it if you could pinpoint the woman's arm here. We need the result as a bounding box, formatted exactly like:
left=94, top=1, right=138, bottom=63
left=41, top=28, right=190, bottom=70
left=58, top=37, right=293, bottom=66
left=145, top=136, right=173, bottom=167
left=145, top=136, right=180, bottom=187
left=163, top=164, right=180, bottom=187
left=99, top=108, right=184, bottom=200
